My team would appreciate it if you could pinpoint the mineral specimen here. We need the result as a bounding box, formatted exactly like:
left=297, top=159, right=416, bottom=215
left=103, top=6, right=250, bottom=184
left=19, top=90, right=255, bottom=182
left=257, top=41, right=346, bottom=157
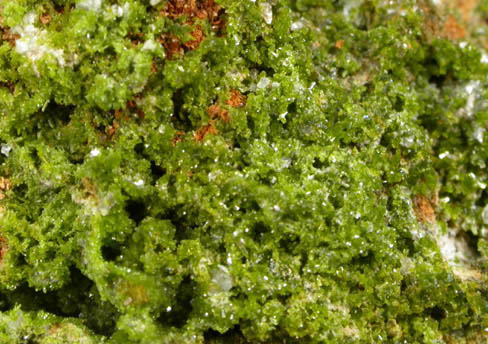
left=0, top=0, right=488, bottom=343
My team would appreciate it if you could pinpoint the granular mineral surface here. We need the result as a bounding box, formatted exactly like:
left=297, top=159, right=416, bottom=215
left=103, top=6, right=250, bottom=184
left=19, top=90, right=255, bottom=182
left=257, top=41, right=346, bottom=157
left=0, top=0, right=488, bottom=343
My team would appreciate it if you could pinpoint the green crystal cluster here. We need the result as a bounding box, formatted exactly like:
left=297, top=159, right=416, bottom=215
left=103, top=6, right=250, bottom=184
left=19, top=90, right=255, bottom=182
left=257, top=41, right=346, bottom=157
left=0, top=0, right=488, bottom=342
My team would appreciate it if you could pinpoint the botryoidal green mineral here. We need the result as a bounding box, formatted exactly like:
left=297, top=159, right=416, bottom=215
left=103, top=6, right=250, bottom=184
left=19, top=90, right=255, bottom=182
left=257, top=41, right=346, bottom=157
left=0, top=0, right=488, bottom=343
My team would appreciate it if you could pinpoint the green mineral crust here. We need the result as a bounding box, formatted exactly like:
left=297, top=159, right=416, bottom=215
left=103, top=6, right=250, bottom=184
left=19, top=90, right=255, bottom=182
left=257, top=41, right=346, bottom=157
left=1, top=0, right=488, bottom=342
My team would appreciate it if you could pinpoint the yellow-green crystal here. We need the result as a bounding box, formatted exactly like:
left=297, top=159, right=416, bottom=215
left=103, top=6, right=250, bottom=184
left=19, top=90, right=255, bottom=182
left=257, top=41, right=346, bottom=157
left=0, top=0, right=488, bottom=343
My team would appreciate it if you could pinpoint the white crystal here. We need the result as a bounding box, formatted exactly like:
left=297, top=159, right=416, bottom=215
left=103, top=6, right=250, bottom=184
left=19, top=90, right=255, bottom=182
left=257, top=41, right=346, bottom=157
left=482, top=205, right=488, bottom=224
left=142, top=39, right=157, bottom=51
left=211, top=265, right=233, bottom=292
left=437, top=234, right=460, bottom=263
left=111, top=5, right=124, bottom=17
left=23, top=12, right=37, bottom=25
left=260, top=3, right=273, bottom=25
left=77, top=0, right=102, bottom=11
left=481, top=53, right=488, bottom=64
left=14, top=14, right=65, bottom=67
left=257, top=77, right=271, bottom=89
left=473, top=126, right=484, bottom=143
left=291, top=20, right=305, bottom=31
left=1, top=144, right=12, bottom=157
left=438, top=151, right=449, bottom=159
left=89, top=148, right=100, bottom=157
left=97, top=193, right=114, bottom=216
left=463, top=81, right=479, bottom=117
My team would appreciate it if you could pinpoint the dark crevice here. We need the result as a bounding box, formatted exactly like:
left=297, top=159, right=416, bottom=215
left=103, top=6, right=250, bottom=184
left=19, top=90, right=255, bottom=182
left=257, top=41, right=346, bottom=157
left=475, top=188, right=488, bottom=207
left=29, top=147, right=42, bottom=169
left=287, top=101, right=297, bottom=115
left=312, top=157, right=328, bottom=169
left=379, top=131, right=391, bottom=148
left=3, top=267, right=118, bottom=336
left=241, top=199, right=260, bottom=214
left=232, top=140, right=241, bottom=150
left=350, top=251, right=375, bottom=273
left=174, top=223, right=194, bottom=242
left=42, top=101, right=75, bottom=126
left=427, top=306, right=446, bottom=321
left=12, top=183, right=28, bottom=200
left=279, top=234, right=300, bottom=254
left=250, top=222, right=268, bottom=242
left=393, top=96, right=404, bottom=112
left=134, top=142, right=145, bottom=155
left=158, top=276, right=195, bottom=328
left=150, top=160, right=166, bottom=182
left=247, top=116, right=256, bottom=134
left=398, top=235, right=416, bottom=257
left=45, top=267, right=92, bottom=317
left=417, top=114, right=440, bottom=135
left=457, top=230, right=481, bottom=260
left=400, top=280, right=408, bottom=292
left=299, top=251, right=309, bottom=274
left=69, top=157, right=85, bottom=165
left=204, top=325, right=249, bottom=344
left=428, top=71, right=447, bottom=88
left=101, top=241, right=122, bottom=262
left=171, top=88, right=192, bottom=131
left=167, top=206, right=193, bottom=242
left=0, top=292, right=10, bottom=312
left=125, top=199, right=147, bottom=225
left=330, top=193, right=344, bottom=209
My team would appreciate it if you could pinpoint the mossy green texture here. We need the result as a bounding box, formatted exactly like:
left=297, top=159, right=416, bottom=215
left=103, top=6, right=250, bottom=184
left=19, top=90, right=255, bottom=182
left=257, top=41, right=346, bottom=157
left=0, top=0, right=488, bottom=342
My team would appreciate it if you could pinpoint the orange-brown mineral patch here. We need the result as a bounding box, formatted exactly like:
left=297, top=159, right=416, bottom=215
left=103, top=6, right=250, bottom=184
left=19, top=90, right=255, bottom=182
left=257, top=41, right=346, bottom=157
left=106, top=120, right=119, bottom=137
left=0, top=177, right=11, bottom=200
left=335, top=39, right=345, bottom=49
left=454, top=0, right=479, bottom=22
left=160, top=0, right=225, bottom=58
left=193, top=97, right=239, bottom=142
left=161, top=0, right=224, bottom=28
left=194, top=121, right=218, bottom=142
left=0, top=82, right=15, bottom=94
left=158, top=34, right=184, bottom=59
left=226, top=90, right=247, bottom=108
left=39, top=13, right=52, bottom=25
left=0, top=236, right=7, bottom=262
left=0, top=25, right=20, bottom=47
left=414, top=195, right=436, bottom=223
left=441, top=15, right=466, bottom=40
left=420, top=0, right=479, bottom=41
left=172, top=130, right=186, bottom=145
left=183, top=25, right=204, bottom=50
left=0, top=9, right=19, bottom=47
left=127, top=98, right=146, bottom=119
left=208, top=104, right=231, bottom=122
left=128, top=32, right=144, bottom=47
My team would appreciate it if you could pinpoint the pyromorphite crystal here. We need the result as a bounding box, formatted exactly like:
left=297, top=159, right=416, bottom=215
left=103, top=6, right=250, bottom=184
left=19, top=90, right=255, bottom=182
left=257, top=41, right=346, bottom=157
left=0, top=0, right=488, bottom=342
